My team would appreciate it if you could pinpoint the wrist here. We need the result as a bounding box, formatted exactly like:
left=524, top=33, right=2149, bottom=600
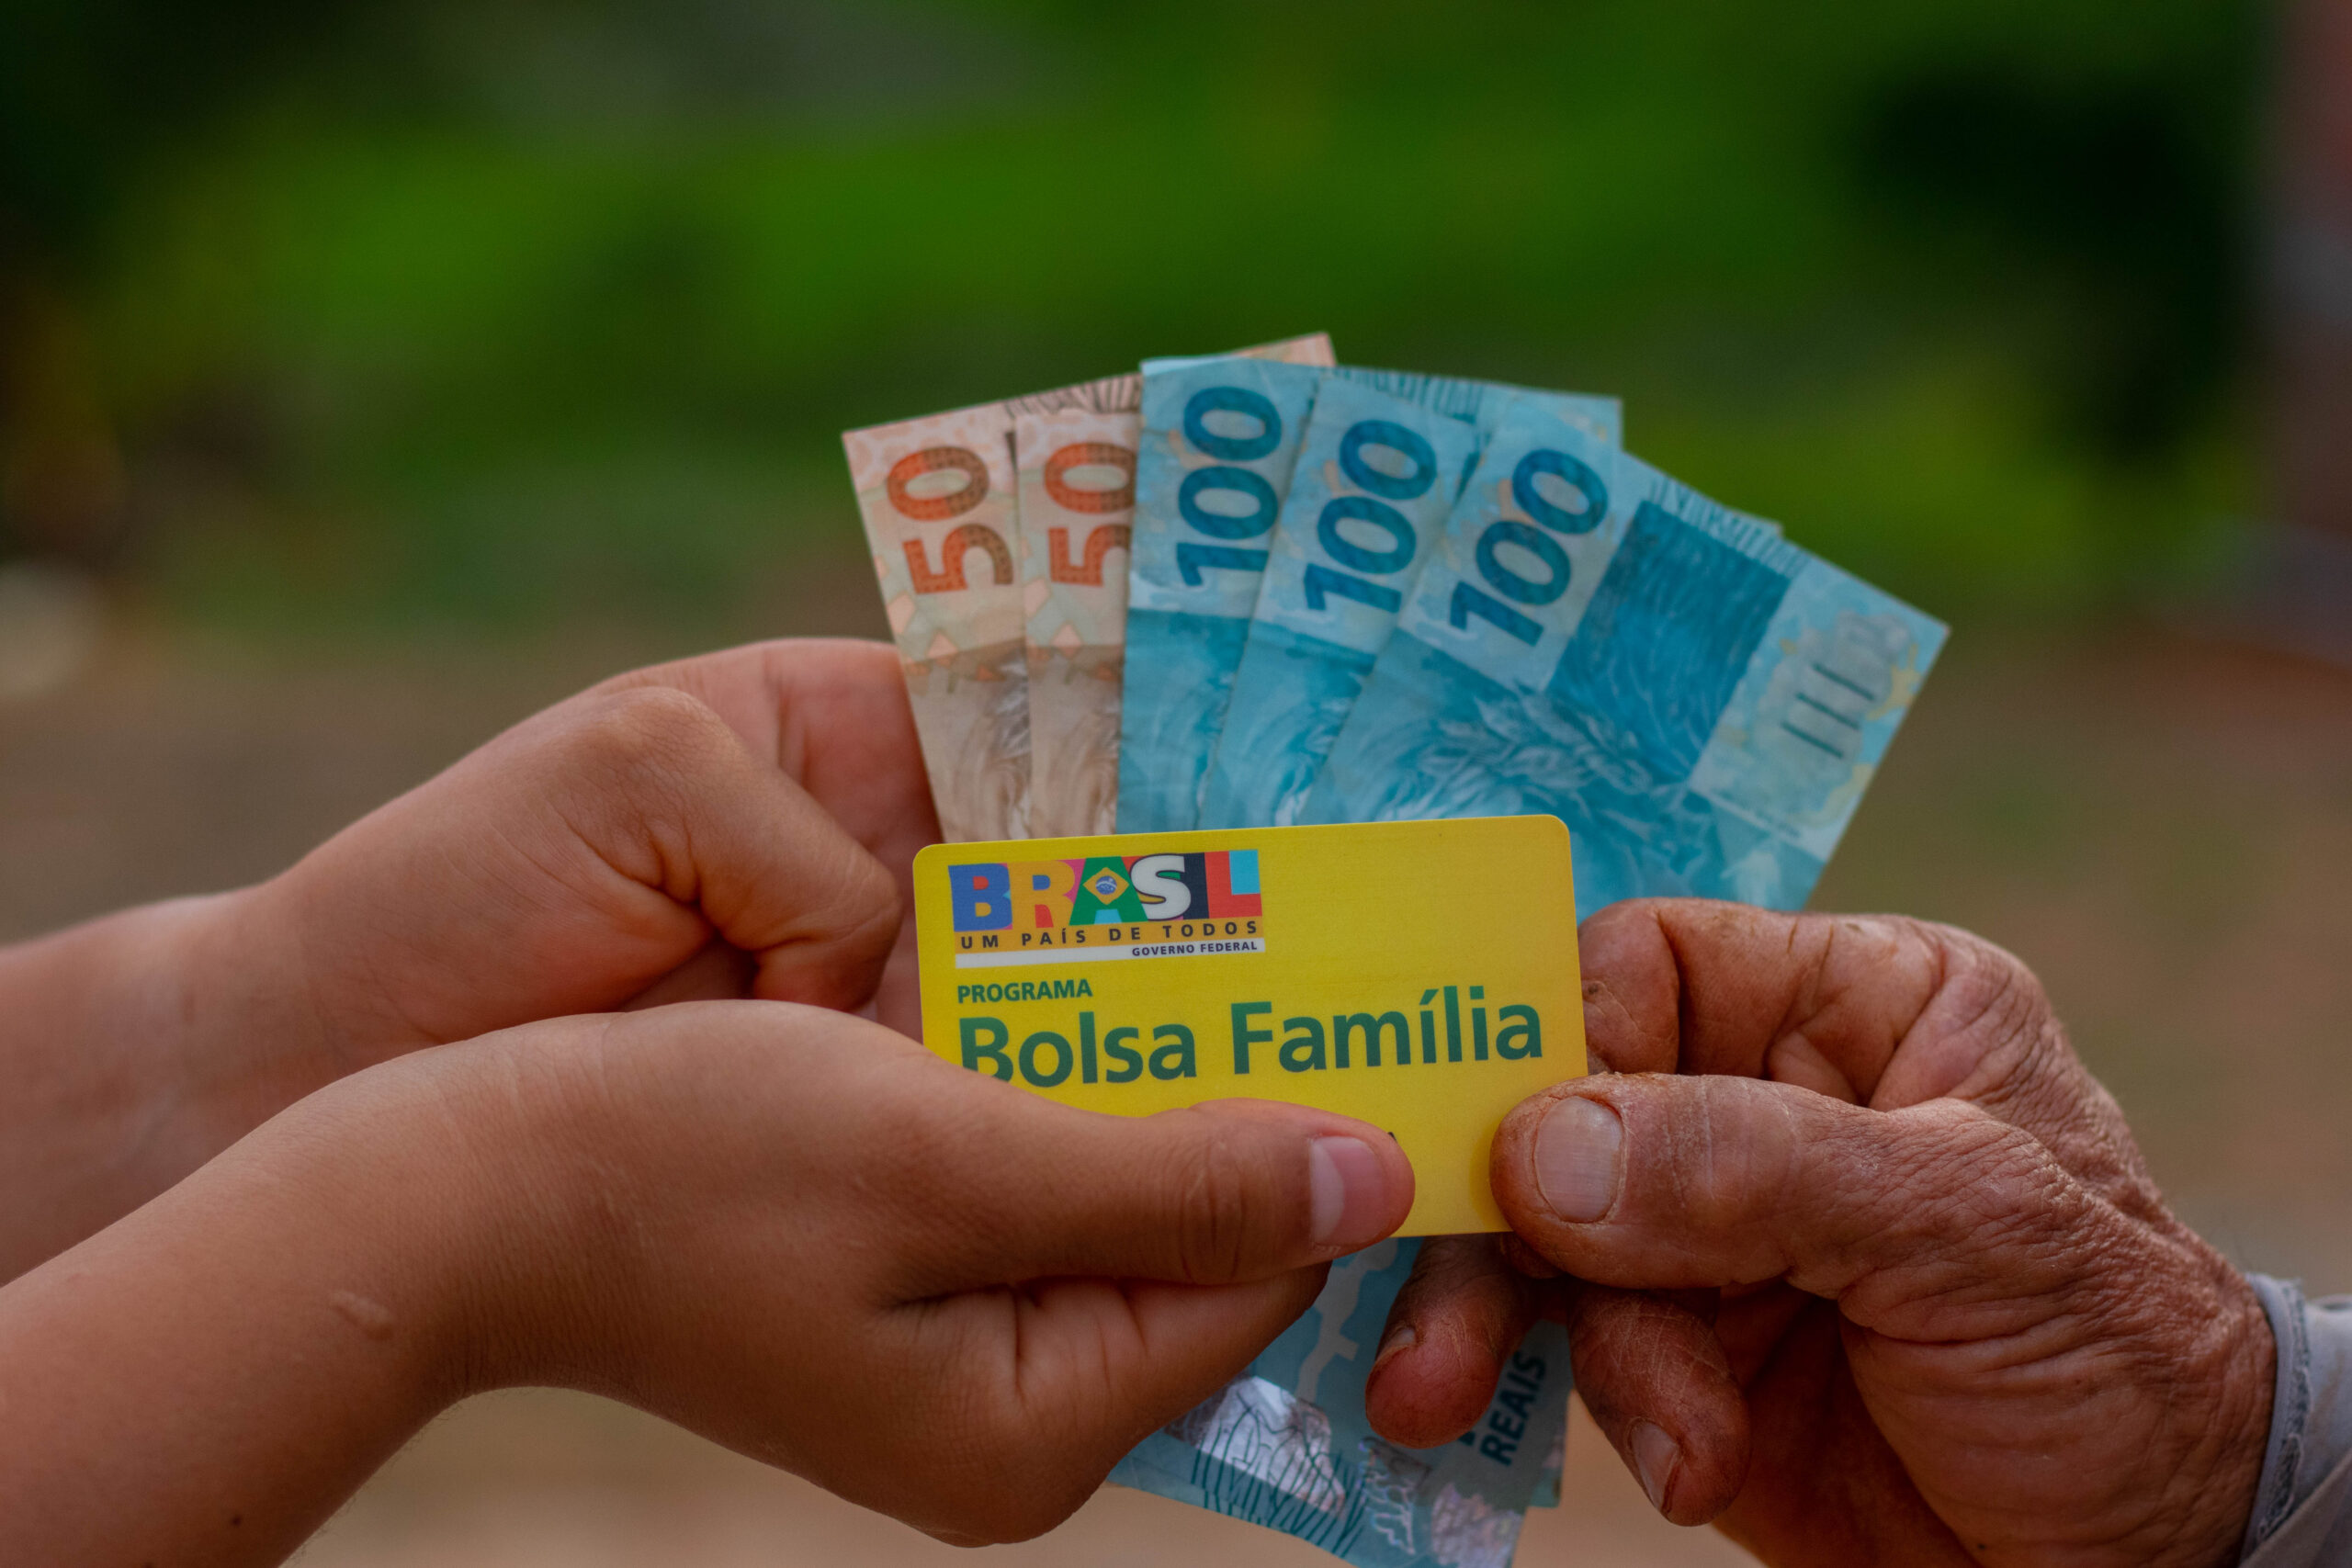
left=239, top=1038, right=560, bottom=1406
left=0, top=1045, right=508, bottom=1562
left=358, top=1019, right=663, bottom=1400
left=164, top=882, right=344, bottom=1136
left=2153, top=1250, right=2278, bottom=1568
left=0, top=888, right=316, bottom=1275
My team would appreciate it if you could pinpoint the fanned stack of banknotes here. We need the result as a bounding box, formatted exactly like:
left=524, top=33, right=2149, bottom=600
left=844, top=333, right=1947, bottom=1568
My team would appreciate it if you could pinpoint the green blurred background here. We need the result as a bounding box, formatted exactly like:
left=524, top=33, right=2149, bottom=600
left=8, top=6, right=2349, bottom=1566
left=1, top=0, right=2267, bottom=638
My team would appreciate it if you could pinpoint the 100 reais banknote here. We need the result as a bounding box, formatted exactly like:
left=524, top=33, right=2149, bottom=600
left=1119, top=355, right=1330, bottom=832
left=842, top=337, right=1944, bottom=1568
left=1201, top=369, right=1621, bottom=831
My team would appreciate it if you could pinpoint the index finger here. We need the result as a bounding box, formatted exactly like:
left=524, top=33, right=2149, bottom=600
left=1581, top=900, right=2089, bottom=1129
left=599, top=638, right=937, bottom=874
left=600, top=639, right=937, bottom=1032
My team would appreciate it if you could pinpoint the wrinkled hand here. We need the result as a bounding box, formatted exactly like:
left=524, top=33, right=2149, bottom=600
left=1365, top=900, right=2273, bottom=1567
left=216, top=637, right=934, bottom=1100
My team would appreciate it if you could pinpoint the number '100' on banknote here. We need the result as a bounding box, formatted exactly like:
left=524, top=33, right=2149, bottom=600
left=1305, top=400, right=1946, bottom=914
left=1118, top=356, right=1329, bottom=833
left=1199, top=370, right=1622, bottom=830
left=1012, top=333, right=1338, bottom=839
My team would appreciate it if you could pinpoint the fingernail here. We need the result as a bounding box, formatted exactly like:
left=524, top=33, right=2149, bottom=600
left=1534, top=1096, right=1623, bottom=1222
left=1631, top=1419, right=1679, bottom=1514
left=1371, top=1323, right=1417, bottom=1374
left=1309, top=1136, right=1390, bottom=1249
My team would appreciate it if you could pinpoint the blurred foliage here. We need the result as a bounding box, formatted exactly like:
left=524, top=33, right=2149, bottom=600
left=0, top=0, right=2267, bottom=637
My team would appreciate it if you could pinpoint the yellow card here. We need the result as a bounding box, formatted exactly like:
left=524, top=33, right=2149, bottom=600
left=912, top=816, right=1584, bottom=1234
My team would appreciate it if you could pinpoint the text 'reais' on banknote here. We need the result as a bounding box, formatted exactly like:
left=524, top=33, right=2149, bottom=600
left=1306, top=400, right=1946, bottom=917
left=1113, top=1239, right=1573, bottom=1568
left=1118, top=356, right=1329, bottom=833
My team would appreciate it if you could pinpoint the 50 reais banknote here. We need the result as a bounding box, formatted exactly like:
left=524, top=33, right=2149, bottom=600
left=1014, top=404, right=1140, bottom=840
left=847, top=376, right=1132, bottom=841
left=1014, top=334, right=1335, bottom=838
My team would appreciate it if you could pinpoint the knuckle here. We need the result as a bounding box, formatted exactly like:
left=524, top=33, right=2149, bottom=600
left=944, top=1400, right=1097, bottom=1541
left=1904, top=927, right=2154, bottom=1192
left=1876, top=1099, right=2082, bottom=1250
left=1674, top=1077, right=1792, bottom=1235
left=569, top=685, right=738, bottom=784
left=1171, top=1127, right=1271, bottom=1281
left=1917, top=919, right=2057, bottom=1048
left=1577, top=897, right=1662, bottom=945
left=783, top=836, right=900, bottom=966
left=1802, top=911, right=1936, bottom=1018
left=835, top=847, right=903, bottom=940
left=1880, top=1098, right=2015, bottom=1195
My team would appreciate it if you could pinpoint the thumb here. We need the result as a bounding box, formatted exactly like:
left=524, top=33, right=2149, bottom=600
left=1491, top=1075, right=2098, bottom=1325
left=897, top=1090, right=1417, bottom=1297
left=876, top=1089, right=1415, bottom=1538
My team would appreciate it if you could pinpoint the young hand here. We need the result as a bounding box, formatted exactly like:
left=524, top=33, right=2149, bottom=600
left=0, top=1000, right=1416, bottom=1563
left=0, top=638, right=935, bottom=1276
left=254, top=637, right=933, bottom=1050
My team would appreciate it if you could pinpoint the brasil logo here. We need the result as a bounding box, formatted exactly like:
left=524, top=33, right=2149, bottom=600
left=947, top=850, right=1263, bottom=967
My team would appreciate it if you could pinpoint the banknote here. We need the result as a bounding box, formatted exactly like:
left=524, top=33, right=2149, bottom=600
left=1303, top=400, right=1946, bottom=915
left=1015, top=406, right=1137, bottom=839
left=1118, top=356, right=1331, bottom=832
left=857, top=355, right=1942, bottom=1568
left=845, top=373, right=1137, bottom=841
left=1112, top=1240, right=1574, bottom=1568
left=1016, top=335, right=1336, bottom=839
left=1197, top=378, right=1485, bottom=829
left=1329, top=367, right=1621, bottom=446
left=1198, top=371, right=1621, bottom=831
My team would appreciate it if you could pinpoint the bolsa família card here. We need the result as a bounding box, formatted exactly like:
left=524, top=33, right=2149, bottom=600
left=912, top=816, right=1584, bottom=1234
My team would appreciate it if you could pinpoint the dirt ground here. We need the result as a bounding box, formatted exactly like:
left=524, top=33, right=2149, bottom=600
left=3, top=606, right=2347, bottom=1568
